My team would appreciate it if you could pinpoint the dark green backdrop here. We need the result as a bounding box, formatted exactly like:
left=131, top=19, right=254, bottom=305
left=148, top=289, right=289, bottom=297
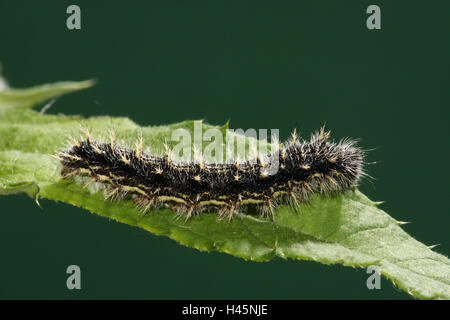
left=0, top=1, right=448, bottom=299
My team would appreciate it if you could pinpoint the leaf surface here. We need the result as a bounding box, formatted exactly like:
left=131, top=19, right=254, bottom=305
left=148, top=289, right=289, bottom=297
left=0, top=78, right=449, bottom=300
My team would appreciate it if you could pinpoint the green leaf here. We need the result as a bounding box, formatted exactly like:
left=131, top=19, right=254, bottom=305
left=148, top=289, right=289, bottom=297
left=0, top=80, right=95, bottom=110
left=0, top=78, right=449, bottom=300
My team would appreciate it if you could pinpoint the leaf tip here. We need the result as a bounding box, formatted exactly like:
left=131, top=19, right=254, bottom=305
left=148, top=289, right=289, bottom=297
left=222, top=118, right=231, bottom=129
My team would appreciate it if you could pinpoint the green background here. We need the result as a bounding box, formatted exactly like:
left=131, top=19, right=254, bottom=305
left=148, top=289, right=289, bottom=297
left=0, top=0, right=448, bottom=299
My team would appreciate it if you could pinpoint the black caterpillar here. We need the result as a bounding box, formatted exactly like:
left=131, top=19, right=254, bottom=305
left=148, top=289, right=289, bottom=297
left=56, top=127, right=365, bottom=220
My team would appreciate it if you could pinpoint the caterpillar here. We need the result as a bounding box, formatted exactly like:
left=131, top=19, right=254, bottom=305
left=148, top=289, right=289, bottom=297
left=56, top=127, right=365, bottom=220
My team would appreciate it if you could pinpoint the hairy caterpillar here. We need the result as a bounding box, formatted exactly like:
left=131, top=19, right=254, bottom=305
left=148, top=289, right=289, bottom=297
left=56, top=127, right=365, bottom=220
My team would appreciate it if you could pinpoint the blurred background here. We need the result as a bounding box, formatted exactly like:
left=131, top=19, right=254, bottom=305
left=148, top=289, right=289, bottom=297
left=0, top=0, right=448, bottom=299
